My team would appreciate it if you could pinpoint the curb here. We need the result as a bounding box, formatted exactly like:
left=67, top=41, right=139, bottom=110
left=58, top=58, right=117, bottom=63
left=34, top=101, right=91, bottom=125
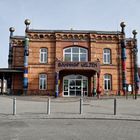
left=1, top=114, right=140, bottom=121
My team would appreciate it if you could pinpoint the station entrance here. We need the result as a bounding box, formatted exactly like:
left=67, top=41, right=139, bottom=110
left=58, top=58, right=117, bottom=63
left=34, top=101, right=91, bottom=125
left=63, top=75, right=88, bottom=96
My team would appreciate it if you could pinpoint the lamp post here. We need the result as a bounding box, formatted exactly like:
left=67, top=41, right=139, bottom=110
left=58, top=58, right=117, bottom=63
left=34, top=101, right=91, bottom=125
left=132, top=30, right=139, bottom=99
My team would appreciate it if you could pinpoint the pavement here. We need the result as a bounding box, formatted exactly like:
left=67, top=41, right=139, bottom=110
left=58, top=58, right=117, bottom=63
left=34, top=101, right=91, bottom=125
left=0, top=95, right=140, bottom=121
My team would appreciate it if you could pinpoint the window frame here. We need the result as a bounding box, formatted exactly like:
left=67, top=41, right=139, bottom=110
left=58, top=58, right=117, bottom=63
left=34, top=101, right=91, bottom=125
left=63, top=46, right=88, bottom=62
left=39, top=48, right=48, bottom=63
left=104, top=74, right=112, bottom=91
left=103, top=48, right=111, bottom=64
left=39, top=74, right=47, bottom=90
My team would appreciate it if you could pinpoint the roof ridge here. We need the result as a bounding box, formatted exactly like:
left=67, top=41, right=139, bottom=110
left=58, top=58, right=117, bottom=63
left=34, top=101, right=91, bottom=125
left=27, top=29, right=121, bottom=35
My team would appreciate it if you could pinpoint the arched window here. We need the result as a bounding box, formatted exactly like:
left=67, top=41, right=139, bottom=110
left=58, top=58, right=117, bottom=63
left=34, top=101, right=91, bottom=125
left=103, top=48, right=111, bottom=64
left=104, top=74, right=112, bottom=90
left=39, top=74, right=47, bottom=90
left=40, top=48, right=47, bottom=63
left=63, top=47, right=88, bottom=62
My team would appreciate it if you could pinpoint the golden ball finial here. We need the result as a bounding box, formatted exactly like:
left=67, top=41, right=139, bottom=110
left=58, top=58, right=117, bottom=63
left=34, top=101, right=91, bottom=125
left=24, top=19, right=31, bottom=25
left=9, top=27, right=15, bottom=32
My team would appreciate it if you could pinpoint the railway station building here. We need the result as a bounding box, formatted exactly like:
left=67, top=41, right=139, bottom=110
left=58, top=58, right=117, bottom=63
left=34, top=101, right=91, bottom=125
left=0, top=19, right=139, bottom=97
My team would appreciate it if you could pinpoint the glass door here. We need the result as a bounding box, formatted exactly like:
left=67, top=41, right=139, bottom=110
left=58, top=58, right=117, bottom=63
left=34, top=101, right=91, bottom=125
left=63, top=75, right=88, bottom=97
left=83, top=80, right=88, bottom=96
left=63, top=79, right=68, bottom=96
left=75, top=80, right=81, bottom=96
left=69, top=79, right=76, bottom=96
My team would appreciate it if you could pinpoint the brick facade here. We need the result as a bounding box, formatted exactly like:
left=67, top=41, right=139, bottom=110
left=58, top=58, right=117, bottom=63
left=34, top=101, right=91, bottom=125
left=7, top=20, right=138, bottom=97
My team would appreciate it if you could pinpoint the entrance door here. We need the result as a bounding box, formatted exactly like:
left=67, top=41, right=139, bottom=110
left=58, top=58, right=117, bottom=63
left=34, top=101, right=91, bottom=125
left=75, top=80, right=81, bottom=96
left=63, top=75, right=88, bottom=97
left=69, top=79, right=82, bottom=96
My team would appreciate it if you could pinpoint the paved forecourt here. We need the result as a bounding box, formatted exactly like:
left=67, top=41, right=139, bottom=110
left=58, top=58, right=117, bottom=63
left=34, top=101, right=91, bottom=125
left=0, top=95, right=140, bottom=120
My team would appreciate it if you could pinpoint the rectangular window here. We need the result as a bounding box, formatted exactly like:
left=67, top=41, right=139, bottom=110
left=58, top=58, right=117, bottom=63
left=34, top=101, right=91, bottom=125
left=39, top=74, right=47, bottom=90
left=107, top=55, right=110, bottom=63
left=41, top=54, right=43, bottom=62
left=104, top=55, right=107, bottom=63
left=104, top=80, right=107, bottom=89
left=104, top=74, right=111, bottom=90
left=40, top=48, right=47, bottom=63
left=44, top=53, right=47, bottom=62
left=103, top=49, right=111, bottom=64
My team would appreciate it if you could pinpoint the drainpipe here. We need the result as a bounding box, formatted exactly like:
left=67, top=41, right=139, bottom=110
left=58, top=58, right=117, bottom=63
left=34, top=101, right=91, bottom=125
left=132, top=30, right=139, bottom=99
left=120, top=22, right=127, bottom=96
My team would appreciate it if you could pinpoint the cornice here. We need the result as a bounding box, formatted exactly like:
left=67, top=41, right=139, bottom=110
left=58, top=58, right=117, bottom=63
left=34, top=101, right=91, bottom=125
left=11, top=38, right=24, bottom=47
left=26, top=32, right=120, bottom=42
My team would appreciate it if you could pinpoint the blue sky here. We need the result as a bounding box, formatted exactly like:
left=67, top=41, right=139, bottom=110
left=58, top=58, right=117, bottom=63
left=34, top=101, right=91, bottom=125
left=0, top=0, right=140, bottom=67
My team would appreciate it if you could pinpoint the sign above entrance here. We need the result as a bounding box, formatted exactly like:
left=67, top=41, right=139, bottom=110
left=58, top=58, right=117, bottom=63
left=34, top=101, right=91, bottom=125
left=55, top=60, right=100, bottom=72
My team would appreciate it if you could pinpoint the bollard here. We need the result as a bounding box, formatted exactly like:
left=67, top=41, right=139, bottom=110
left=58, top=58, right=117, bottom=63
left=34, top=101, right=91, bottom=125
left=126, top=92, right=128, bottom=99
left=80, top=97, right=83, bottom=114
left=13, top=97, right=16, bottom=115
left=47, top=98, right=50, bottom=115
left=114, top=98, right=116, bottom=115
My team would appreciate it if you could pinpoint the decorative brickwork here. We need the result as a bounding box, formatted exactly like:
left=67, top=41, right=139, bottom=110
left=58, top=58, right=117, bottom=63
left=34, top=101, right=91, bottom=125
left=6, top=20, right=138, bottom=97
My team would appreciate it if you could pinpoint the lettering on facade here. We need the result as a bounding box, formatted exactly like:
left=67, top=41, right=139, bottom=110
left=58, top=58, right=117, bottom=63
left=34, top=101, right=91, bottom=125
left=81, top=62, right=97, bottom=67
left=56, top=60, right=100, bottom=72
left=58, top=62, right=79, bottom=67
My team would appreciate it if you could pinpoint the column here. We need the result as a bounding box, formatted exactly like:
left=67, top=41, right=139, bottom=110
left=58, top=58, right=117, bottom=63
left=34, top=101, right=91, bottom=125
left=96, top=72, right=101, bottom=97
left=23, top=37, right=29, bottom=95
left=120, top=22, right=127, bottom=96
left=8, top=27, right=15, bottom=68
left=132, top=30, right=139, bottom=99
left=23, top=19, right=31, bottom=95
left=93, top=73, right=97, bottom=96
left=55, top=72, right=59, bottom=97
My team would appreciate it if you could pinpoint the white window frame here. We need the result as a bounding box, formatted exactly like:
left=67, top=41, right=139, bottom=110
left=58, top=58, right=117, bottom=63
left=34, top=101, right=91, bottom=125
left=40, top=48, right=47, bottom=63
left=104, top=74, right=112, bottom=90
left=63, top=47, right=88, bottom=62
left=39, top=74, right=47, bottom=90
left=103, top=48, right=111, bottom=64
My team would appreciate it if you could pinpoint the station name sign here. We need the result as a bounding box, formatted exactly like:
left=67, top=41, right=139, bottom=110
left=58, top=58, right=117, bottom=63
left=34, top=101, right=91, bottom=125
left=56, top=60, right=100, bottom=72
left=58, top=62, right=97, bottom=68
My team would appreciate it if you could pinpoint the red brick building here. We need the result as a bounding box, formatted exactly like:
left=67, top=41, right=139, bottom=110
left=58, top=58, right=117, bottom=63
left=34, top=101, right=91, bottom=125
left=0, top=19, right=139, bottom=97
